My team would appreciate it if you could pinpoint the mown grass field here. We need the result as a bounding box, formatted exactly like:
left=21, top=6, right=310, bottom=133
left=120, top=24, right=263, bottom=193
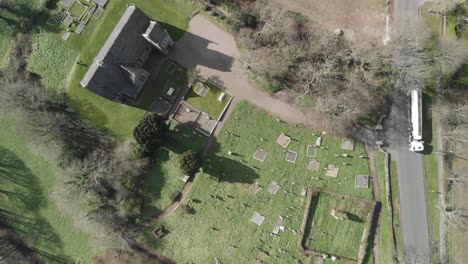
left=25, top=0, right=200, bottom=139
left=0, top=116, right=94, bottom=263
left=139, top=101, right=373, bottom=263
left=304, top=192, right=374, bottom=260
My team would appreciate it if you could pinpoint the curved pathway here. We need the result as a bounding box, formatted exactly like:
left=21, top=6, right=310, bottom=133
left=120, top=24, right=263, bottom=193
left=168, top=14, right=325, bottom=129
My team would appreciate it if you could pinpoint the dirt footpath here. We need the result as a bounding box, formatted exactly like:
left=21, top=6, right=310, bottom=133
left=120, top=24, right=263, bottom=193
left=169, top=15, right=325, bottom=129
left=274, top=0, right=386, bottom=42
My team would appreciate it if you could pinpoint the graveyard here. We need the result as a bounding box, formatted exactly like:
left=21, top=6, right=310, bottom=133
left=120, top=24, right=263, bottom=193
left=301, top=191, right=376, bottom=263
left=139, top=101, right=375, bottom=263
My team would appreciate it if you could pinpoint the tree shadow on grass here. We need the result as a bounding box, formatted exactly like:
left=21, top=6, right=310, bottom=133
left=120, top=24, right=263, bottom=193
left=202, top=138, right=259, bottom=184
left=141, top=149, right=172, bottom=220
left=69, top=97, right=112, bottom=137
left=0, top=146, right=73, bottom=263
left=302, top=192, right=320, bottom=249
left=0, top=2, right=61, bottom=34
left=362, top=202, right=381, bottom=264
left=421, top=92, right=434, bottom=154
left=166, top=123, right=207, bottom=155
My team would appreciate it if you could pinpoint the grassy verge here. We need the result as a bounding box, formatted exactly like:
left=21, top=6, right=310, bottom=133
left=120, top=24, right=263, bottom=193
left=422, top=89, right=441, bottom=263
left=139, top=101, right=373, bottom=263
left=391, top=161, right=405, bottom=257
left=420, top=6, right=443, bottom=262
left=376, top=152, right=395, bottom=264
left=0, top=116, right=94, bottom=263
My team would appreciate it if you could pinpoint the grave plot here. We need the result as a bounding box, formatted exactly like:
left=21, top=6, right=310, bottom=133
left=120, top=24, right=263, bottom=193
left=300, top=191, right=376, bottom=262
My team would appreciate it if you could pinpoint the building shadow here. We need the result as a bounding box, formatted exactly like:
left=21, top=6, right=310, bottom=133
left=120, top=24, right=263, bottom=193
left=160, top=22, right=235, bottom=73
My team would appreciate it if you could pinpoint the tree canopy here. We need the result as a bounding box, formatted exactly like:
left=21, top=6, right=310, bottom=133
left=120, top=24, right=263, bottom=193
left=133, top=113, right=168, bottom=155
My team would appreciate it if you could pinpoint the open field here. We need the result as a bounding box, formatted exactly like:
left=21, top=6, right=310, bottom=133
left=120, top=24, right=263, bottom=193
left=185, top=80, right=232, bottom=119
left=25, top=0, right=200, bottom=139
left=304, top=192, right=374, bottom=260
left=139, top=101, right=373, bottom=263
left=0, top=116, right=94, bottom=263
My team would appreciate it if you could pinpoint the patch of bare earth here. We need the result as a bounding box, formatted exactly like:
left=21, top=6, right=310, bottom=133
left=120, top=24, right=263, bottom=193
left=274, top=0, right=386, bottom=42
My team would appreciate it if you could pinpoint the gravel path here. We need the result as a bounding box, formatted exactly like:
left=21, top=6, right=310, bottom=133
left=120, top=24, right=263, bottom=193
left=169, top=14, right=325, bottom=129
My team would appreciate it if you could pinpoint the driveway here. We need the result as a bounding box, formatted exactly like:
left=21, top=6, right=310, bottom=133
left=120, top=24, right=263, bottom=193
left=168, top=15, right=324, bottom=129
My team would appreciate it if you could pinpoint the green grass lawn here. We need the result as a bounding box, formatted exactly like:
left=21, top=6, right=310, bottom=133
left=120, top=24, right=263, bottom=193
left=0, top=0, right=48, bottom=68
left=141, top=121, right=206, bottom=220
left=391, top=161, right=405, bottom=256
left=68, top=1, right=87, bottom=18
left=376, top=152, right=395, bottom=264
left=27, top=30, right=79, bottom=90
left=421, top=90, right=440, bottom=263
left=304, top=192, right=374, bottom=260
left=139, top=101, right=373, bottom=263
left=26, top=0, right=200, bottom=139
left=185, top=80, right=232, bottom=119
left=0, top=116, right=94, bottom=263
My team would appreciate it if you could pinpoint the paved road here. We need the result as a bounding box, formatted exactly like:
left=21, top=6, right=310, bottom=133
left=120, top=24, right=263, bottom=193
left=384, top=91, right=431, bottom=261
left=386, top=0, right=432, bottom=261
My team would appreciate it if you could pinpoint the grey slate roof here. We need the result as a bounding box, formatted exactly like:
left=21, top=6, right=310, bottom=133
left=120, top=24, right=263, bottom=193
left=61, top=0, right=74, bottom=8
left=94, top=0, right=109, bottom=7
left=144, top=21, right=167, bottom=44
left=80, top=6, right=155, bottom=100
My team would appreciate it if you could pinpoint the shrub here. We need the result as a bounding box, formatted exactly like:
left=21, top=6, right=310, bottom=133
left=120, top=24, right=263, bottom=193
left=133, top=113, right=168, bottom=155
left=178, top=150, right=203, bottom=175
left=240, top=13, right=258, bottom=29
left=180, top=204, right=196, bottom=215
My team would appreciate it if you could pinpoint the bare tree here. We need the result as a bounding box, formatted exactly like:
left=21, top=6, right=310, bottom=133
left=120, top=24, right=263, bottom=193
left=387, top=17, right=432, bottom=92
left=439, top=102, right=468, bottom=127
left=428, top=0, right=464, bottom=14
left=187, top=68, right=201, bottom=87
left=447, top=169, right=468, bottom=185
left=443, top=125, right=468, bottom=150
left=438, top=201, right=468, bottom=227
left=434, top=38, right=468, bottom=76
